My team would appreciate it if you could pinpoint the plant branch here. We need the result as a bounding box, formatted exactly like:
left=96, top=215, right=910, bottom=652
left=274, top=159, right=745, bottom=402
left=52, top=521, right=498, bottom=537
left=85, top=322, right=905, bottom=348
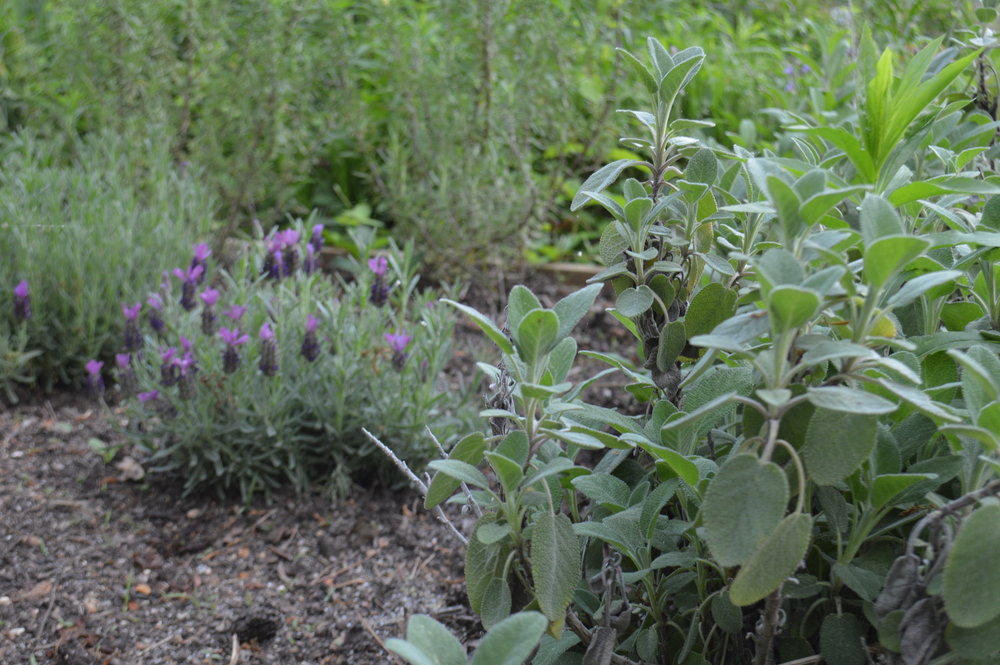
left=362, top=427, right=468, bottom=545
left=752, top=588, right=784, bottom=665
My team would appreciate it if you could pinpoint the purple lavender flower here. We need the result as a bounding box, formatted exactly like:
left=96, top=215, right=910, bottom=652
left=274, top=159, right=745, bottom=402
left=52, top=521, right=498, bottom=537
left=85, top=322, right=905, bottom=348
left=801, top=64, right=811, bottom=74
left=138, top=390, right=159, bottom=402
left=160, top=347, right=180, bottom=386
left=173, top=265, right=204, bottom=311
left=116, top=353, right=137, bottom=395
left=368, top=256, right=390, bottom=307
left=783, top=64, right=795, bottom=76
left=147, top=294, right=166, bottom=334
left=309, top=224, right=324, bottom=252
left=385, top=329, right=412, bottom=370
left=304, top=243, right=317, bottom=275
left=177, top=351, right=197, bottom=400
left=219, top=326, right=250, bottom=374
left=368, top=256, right=388, bottom=276
left=122, top=302, right=143, bottom=351
left=190, top=243, right=211, bottom=284
left=200, top=288, right=220, bottom=336
left=301, top=315, right=320, bottom=363
left=258, top=322, right=278, bottom=377
left=13, top=280, right=31, bottom=320
left=222, top=304, right=247, bottom=321
left=85, top=359, right=105, bottom=396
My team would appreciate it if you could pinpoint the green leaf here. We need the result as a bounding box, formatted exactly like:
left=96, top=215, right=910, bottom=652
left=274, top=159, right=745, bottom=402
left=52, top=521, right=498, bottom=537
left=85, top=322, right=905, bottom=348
left=480, top=577, right=512, bottom=630
left=443, top=299, right=513, bottom=355
left=756, top=248, right=804, bottom=291
left=832, top=563, right=883, bottom=603
left=616, top=48, right=657, bottom=95
left=684, top=282, right=737, bottom=338
left=766, top=175, right=804, bottom=242
left=943, top=504, right=1000, bottom=628
left=427, top=459, right=490, bottom=490
left=860, top=194, right=903, bottom=245
left=572, top=159, right=642, bottom=211
left=637, top=441, right=700, bottom=488
left=767, top=285, right=821, bottom=333
left=863, top=235, right=930, bottom=290
left=484, top=452, right=523, bottom=497
left=553, top=284, right=602, bottom=341
left=870, top=474, right=936, bottom=512
left=886, top=270, right=962, bottom=309
left=946, top=612, right=1000, bottom=660
left=530, top=513, right=581, bottom=624
left=385, top=639, right=445, bottom=665
left=466, top=515, right=510, bottom=615
left=572, top=473, right=630, bottom=512
left=802, top=127, right=876, bottom=182
left=516, top=309, right=560, bottom=366
left=507, top=286, right=541, bottom=334
left=806, top=386, right=897, bottom=414
left=617, top=285, right=655, bottom=318
left=803, top=409, right=878, bottom=485
left=397, top=615, right=466, bottom=665
left=477, top=522, right=512, bottom=545
left=729, top=513, right=813, bottom=606
left=686, top=148, right=718, bottom=185
left=801, top=341, right=876, bottom=367
left=820, top=614, right=866, bottom=665
left=658, top=50, right=705, bottom=110
left=470, top=612, right=548, bottom=665
left=703, top=454, right=789, bottom=567
left=657, top=320, right=687, bottom=372
left=425, top=433, right=488, bottom=509
left=711, top=591, right=744, bottom=635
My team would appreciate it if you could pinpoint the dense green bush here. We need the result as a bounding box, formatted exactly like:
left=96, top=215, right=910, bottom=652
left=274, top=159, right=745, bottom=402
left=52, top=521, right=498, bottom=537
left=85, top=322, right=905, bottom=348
left=0, top=128, right=215, bottom=397
left=388, top=34, right=1000, bottom=665
left=112, top=224, right=475, bottom=501
left=3, top=0, right=973, bottom=271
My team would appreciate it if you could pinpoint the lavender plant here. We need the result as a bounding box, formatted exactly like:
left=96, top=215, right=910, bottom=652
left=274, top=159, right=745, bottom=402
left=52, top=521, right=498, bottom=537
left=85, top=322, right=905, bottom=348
left=0, top=128, right=216, bottom=393
left=114, top=223, right=473, bottom=502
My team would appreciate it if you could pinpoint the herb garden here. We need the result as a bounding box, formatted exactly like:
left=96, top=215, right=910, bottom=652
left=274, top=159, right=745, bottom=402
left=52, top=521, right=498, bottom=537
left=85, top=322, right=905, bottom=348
left=3, top=1, right=1000, bottom=664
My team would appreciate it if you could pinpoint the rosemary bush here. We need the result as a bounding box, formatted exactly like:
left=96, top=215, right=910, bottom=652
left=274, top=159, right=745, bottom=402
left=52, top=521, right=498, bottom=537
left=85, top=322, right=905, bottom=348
left=113, top=224, right=472, bottom=502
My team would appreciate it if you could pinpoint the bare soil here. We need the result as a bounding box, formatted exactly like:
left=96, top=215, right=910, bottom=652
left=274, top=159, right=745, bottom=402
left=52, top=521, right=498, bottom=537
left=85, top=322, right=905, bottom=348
left=0, top=270, right=633, bottom=665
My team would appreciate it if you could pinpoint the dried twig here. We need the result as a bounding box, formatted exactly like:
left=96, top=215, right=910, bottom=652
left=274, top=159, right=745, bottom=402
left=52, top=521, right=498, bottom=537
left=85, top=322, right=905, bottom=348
left=227, top=633, right=240, bottom=665
left=361, top=615, right=402, bottom=664
left=362, top=428, right=468, bottom=545
left=907, top=479, right=1000, bottom=553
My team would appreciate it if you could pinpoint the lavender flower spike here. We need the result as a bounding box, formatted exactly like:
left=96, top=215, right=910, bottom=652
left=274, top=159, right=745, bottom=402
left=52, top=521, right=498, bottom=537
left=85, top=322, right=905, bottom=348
left=368, top=256, right=388, bottom=276
left=147, top=293, right=166, bottom=334
left=116, top=353, right=137, bottom=395
left=222, top=304, right=247, bottom=321
left=301, top=314, right=320, bottom=363
left=259, top=322, right=278, bottom=376
left=200, top=288, right=220, bottom=336
left=385, top=329, right=412, bottom=370
left=190, top=243, right=211, bottom=284
left=13, top=279, right=31, bottom=320
left=310, top=224, right=324, bottom=251
left=219, top=326, right=249, bottom=374
left=85, top=359, right=105, bottom=396
left=122, top=302, right=143, bottom=351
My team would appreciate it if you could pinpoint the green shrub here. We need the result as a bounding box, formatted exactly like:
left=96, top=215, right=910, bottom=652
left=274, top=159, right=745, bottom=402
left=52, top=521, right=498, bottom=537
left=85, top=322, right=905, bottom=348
left=0, top=128, right=215, bottom=396
left=112, top=223, right=474, bottom=501
left=389, top=36, right=1000, bottom=665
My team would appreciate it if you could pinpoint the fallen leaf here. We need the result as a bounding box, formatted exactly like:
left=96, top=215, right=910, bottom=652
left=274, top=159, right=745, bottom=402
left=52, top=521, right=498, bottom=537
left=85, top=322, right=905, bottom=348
left=127, top=600, right=139, bottom=611
left=134, top=584, right=151, bottom=595
left=237, top=547, right=250, bottom=558
left=21, top=580, right=53, bottom=601
left=115, top=456, right=145, bottom=481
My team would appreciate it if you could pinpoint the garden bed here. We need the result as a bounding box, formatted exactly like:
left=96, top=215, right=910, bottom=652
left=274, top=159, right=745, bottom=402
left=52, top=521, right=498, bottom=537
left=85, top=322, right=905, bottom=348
left=0, top=270, right=631, bottom=665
